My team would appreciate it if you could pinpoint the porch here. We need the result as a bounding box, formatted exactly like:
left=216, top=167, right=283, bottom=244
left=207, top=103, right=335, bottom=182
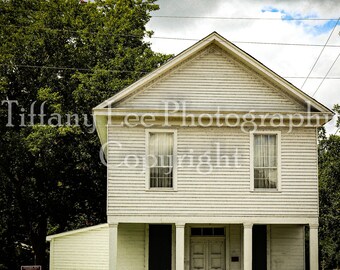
left=47, top=221, right=318, bottom=269
left=109, top=222, right=319, bottom=270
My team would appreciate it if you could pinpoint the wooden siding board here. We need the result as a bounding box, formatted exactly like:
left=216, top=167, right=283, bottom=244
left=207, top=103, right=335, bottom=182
left=117, top=224, right=145, bottom=270
left=107, top=126, right=318, bottom=218
left=230, top=224, right=242, bottom=270
left=117, top=47, right=305, bottom=112
left=270, top=225, right=304, bottom=270
left=51, top=227, right=109, bottom=270
left=50, top=224, right=145, bottom=270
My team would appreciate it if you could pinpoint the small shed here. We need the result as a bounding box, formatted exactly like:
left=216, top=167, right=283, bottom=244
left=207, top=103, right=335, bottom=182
left=47, top=224, right=109, bottom=270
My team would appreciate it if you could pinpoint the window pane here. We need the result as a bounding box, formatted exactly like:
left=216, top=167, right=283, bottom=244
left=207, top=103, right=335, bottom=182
left=191, top=228, right=202, bottom=236
left=254, top=134, right=277, bottom=189
left=191, top=227, right=225, bottom=236
left=149, top=132, right=174, bottom=188
left=213, top=228, right=225, bottom=236
left=203, top=228, right=213, bottom=235
left=254, top=168, right=277, bottom=188
left=150, top=167, right=173, bottom=187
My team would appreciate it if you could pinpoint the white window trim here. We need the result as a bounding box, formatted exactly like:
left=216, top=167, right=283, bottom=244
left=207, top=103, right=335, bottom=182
left=250, top=131, right=281, bottom=192
left=145, top=129, right=177, bottom=191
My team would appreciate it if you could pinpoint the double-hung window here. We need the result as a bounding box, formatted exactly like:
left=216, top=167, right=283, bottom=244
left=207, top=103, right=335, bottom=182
left=252, top=132, right=281, bottom=190
left=146, top=130, right=176, bottom=189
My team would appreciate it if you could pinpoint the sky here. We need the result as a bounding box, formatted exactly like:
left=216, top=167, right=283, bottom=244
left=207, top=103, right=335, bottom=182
left=145, top=0, right=340, bottom=134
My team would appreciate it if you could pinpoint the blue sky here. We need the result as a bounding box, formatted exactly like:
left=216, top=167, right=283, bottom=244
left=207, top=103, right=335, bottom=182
left=261, top=7, right=337, bottom=35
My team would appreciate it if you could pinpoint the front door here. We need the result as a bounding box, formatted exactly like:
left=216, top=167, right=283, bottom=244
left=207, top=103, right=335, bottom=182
left=191, top=238, right=225, bottom=270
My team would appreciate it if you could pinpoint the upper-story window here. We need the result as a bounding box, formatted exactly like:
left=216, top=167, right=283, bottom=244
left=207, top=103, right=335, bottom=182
left=146, top=130, right=177, bottom=189
left=251, top=132, right=281, bottom=191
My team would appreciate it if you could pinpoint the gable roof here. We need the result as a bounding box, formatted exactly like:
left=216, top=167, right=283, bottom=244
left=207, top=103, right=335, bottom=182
left=94, top=32, right=333, bottom=114
left=113, top=44, right=305, bottom=112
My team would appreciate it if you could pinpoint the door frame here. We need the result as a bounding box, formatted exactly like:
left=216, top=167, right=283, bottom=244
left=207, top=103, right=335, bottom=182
left=188, top=225, right=228, bottom=270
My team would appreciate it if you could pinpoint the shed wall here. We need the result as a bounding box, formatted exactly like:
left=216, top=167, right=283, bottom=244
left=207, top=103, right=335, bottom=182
left=50, top=225, right=109, bottom=270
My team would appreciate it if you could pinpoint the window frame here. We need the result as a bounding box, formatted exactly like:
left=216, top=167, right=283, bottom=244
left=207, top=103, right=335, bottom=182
left=250, top=131, right=281, bottom=192
left=145, top=129, right=177, bottom=191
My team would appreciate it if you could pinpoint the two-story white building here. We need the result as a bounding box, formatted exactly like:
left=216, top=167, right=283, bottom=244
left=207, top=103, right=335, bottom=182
left=47, top=32, right=333, bottom=270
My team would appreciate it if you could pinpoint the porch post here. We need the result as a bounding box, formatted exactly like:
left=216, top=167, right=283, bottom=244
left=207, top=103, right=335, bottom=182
left=309, top=224, right=319, bottom=270
left=109, top=223, right=118, bottom=270
left=176, top=223, right=185, bottom=270
left=243, top=223, right=253, bottom=270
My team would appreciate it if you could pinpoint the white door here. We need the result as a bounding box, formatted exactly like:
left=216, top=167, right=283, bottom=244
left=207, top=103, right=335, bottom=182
left=191, top=238, right=225, bottom=270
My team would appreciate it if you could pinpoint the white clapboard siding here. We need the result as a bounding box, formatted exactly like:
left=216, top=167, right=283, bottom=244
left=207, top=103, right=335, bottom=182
left=50, top=225, right=109, bottom=270
left=229, top=224, right=242, bottom=270
left=107, top=126, right=318, bottom=217
left=117, top=46, right=305, bottom=112
left=270, top=225, right=305, bottom=270
left=117, top=223, right=146, bottom=270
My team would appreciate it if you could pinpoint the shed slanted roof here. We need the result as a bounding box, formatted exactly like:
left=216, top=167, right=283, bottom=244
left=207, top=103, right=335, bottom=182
left=46, top=223, right=108, bottom=241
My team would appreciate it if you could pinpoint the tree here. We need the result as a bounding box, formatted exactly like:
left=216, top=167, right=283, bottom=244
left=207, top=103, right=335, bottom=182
left=0, top=0, right=170, bottom=268
left=318, top=105, right=340, bottom=269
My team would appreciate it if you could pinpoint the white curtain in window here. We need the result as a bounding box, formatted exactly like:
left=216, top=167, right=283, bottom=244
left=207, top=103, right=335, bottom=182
left=149, top=133, right=173, bottom=188
left=254, top=134, right=277, bottom=188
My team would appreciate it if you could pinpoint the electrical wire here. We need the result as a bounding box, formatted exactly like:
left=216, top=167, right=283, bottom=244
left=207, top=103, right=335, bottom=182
left=286, top=76, right=340, bottom=79
left=312, top=51, right=340, bottom=97
left=149, top=36, right=340, bottom=47
left=152, top=15, right=338, bottom=21
left=1, top=64, right=339, bottom=80
left=300, top=17, right=340, bottom=90
left=0, top=24, right=339, bottom=48
left=1, top=21, right=340, bottom=86
left=0, top=15, right=339, bottom=103
left=0, top=63, right=145, bottom=74
left=334, top=127, right=340, bottom=135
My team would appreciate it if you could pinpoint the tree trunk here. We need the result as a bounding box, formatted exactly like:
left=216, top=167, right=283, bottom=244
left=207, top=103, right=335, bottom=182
left=31, top=218, right=48, bottom=269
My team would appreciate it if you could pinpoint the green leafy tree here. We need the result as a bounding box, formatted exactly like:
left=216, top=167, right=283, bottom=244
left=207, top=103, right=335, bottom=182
left=318, top=105, right=340, bottom=269
left=0, top=0, right=170, bottom=268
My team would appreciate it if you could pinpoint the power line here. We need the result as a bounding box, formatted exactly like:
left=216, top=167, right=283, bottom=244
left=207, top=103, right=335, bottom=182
left=300, top=17, right=340, bottom=90
left=0, top=24, right=144, bottom=37
left=312, top=51, right=340, bottom=97
left=1, top=63, right=339, bottom=80
left=1, top=24, right=340, bottom=48
left=286, top=76, right=340, bottom=79
left=0, top=63, right=145, bottom=74
left=334, top=127, right=340, bottom=135
left=148, top=36, right=340, bottom=47
left=220, top=40, right=340, bottom=48
left=152, top=15, right=338, bottom=21
left=153, top=35, right=340, bottom=47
